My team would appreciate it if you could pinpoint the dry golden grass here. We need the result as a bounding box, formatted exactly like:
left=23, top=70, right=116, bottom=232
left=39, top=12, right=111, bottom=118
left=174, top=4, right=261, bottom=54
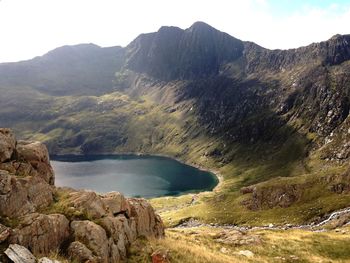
left=128, top=226, right=350, bottom=263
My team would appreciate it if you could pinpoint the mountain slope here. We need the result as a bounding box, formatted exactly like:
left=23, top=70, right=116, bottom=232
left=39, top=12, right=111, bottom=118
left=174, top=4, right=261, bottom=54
left=0, top=43, right=125, bottom=96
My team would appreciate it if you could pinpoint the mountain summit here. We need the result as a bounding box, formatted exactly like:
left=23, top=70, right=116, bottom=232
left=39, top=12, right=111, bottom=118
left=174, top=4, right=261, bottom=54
left=125, top=21, right=244, bottom=80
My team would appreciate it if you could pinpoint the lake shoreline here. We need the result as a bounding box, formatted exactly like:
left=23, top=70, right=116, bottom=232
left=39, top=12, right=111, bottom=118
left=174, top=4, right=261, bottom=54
left=50, top=151, right=223, bottom=195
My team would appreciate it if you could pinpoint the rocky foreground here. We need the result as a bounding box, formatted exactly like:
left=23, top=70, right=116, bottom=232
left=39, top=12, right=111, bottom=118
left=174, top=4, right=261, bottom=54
left=0, top=128, right=164, bottom=262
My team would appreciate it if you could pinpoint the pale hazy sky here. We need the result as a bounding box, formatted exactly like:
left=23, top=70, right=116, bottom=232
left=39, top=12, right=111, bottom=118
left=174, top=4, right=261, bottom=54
left=0, top=0, right=349, bottom=62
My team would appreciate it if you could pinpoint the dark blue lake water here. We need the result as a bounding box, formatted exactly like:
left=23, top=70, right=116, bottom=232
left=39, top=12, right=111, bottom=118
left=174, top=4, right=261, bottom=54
left=51, top=155, right=218, bottom=198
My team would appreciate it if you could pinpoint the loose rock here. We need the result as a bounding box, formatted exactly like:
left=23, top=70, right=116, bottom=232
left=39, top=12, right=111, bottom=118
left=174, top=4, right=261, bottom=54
left=4, top=244, right=36, bottom=263
left=238, top=250, right=254, bottom=258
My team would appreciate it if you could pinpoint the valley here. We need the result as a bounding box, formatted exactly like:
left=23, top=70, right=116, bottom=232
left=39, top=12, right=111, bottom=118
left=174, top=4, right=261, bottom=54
left=1, top=21, right=350, bottom=262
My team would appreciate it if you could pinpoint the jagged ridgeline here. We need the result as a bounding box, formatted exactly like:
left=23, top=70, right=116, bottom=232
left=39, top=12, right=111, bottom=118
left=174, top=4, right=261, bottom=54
left=0, top=22, right=350, bottom=225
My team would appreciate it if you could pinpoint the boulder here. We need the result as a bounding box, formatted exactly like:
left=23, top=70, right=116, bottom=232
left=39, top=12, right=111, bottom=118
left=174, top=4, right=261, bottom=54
left=238, top=250, right=254, bottom=258
left=101, top=191, right=131, bottom=216
left=16, top=140, right=54, bottom=184
left=0, top=172, right=54, bottom=218
left=99, top=215, right=137, bottom=257
left=0, top=128, right=16, bottom=163
left=9, top=213, right=70, bottom=255
left=214, top=229, right=261, bottom=246
left=70, top=220, right=110, bottom=263
left=128, top=198, right=165, bottom=238
left=66, top=190, right=108, bottom=219
left=67, top=241, right=97, bottom=263
left=64, top=190, right=132, bottom=220
left=4, top=244, right=36, bottom=263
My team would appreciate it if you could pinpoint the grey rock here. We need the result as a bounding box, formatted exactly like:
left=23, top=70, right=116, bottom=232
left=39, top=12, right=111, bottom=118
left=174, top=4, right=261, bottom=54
left=4, top=244, right=36, bottom=263
left=0, top=128, right=16, bottom=163
left=38, top=257, right=61, bottom=263
left=9, top=213, right=70, bottom=255
left=67, top=241, right=96, bottom=263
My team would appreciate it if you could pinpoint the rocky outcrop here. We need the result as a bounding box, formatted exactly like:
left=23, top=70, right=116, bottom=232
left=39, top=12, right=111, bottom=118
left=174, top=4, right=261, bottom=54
left=67, top=241, right=95, bottom=262
left=0, top=129, right=16, bottom=163
left=0, top=130, right=55, bottom=185
left=241, top=180, right=308, bottom=210
left=129, top=198, right=164, bottom=237
left=70, top=220, right=111, bottom=263
left=325, top=167, right=350, bottom=194
left=9, top=213, right=70, bottom=255
left=0, top=171, right=54, bottom=218
left=60, top=189, right=163, bottom=262
left=16, top=140, right=55, bottom=184
left=0, top=129, right=164, bottom=262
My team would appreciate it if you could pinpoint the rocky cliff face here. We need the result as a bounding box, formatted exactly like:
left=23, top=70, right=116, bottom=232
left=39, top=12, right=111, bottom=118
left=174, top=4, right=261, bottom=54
left=125, top=22, right=244, bottom=80
left=0, top=128, right=164, bottom=262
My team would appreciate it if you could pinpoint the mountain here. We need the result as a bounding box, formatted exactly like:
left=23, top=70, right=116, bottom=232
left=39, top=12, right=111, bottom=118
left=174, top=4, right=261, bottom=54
left=0, top=21, right=350, bottom=231
left=0, top=43, right=125, bottom=96
left=125, top=22, right=244, bottom=80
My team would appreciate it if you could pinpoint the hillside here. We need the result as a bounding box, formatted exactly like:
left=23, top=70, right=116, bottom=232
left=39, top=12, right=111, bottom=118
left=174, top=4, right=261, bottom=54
left=0, top=21, right=350, bottom=232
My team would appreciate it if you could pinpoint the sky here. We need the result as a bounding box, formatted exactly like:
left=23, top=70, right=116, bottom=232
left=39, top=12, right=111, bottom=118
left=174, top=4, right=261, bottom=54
left=0, top=0, right=350, bottom=62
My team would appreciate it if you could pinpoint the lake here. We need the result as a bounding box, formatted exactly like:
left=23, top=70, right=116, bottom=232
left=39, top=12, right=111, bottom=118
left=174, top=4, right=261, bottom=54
left=51, top=154, right=218, bottom=198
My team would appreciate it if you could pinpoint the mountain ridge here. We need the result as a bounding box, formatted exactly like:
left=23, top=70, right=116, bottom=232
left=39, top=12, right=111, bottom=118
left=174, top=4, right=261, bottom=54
left=0, top=21, right=349, bottom=229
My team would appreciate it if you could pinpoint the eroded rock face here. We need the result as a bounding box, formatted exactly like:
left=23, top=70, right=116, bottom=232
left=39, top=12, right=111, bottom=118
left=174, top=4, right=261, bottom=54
left=99, top=215, right=137, bottom=258
left=0, top=128, right=16, bottom=163
left=62, top=190, right=131, bottom=219
left=0, top=171, right=54, bottom=218
left=71, top=220, right=110, bottom=263
left=9, top=213, right=70, bottom=255
left=327, top=167, right=350, bottom=194
left=66, top=190, right=109, bottom=219
left=241, top=182, right=307, bottom=210
left=0, top=130, right=55, bottom=218
left=67, top=241, right=96, bottom=263
left=16, top=140, right=54, bottom=184
left=101, top=191, right=131, bottom=216
left=129, top=198, right=165, bottom=237
left=0, top=140, right=54, bottom=185
left=68, top=195, right=164, bottom=262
